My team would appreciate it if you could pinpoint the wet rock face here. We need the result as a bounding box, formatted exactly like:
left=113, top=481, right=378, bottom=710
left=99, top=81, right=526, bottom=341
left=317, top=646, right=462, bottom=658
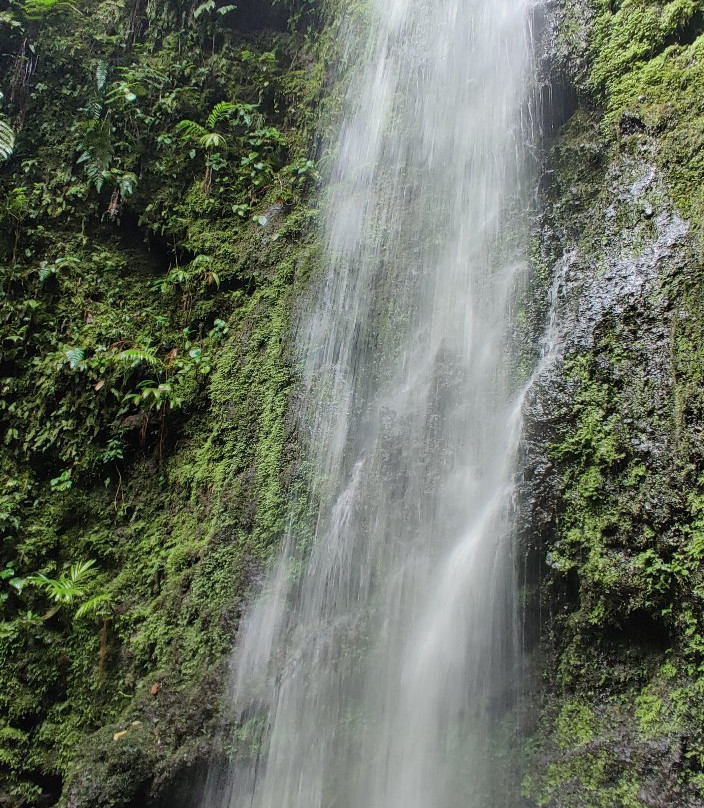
left=516, top=1, right=704, bottom=799
left=519, top=152, right=687, bottom=550
left=518, top=4, right=704, bottom=798
left=519, top=152, right=702, bottom=808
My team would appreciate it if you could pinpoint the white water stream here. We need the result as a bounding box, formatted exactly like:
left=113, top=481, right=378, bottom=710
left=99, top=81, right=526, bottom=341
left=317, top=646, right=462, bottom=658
left=203, top=0, right=537, bottom=805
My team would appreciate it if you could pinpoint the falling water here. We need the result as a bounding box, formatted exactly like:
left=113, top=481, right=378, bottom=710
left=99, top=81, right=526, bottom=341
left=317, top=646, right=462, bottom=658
left=203, top=0, right=537, bottom=806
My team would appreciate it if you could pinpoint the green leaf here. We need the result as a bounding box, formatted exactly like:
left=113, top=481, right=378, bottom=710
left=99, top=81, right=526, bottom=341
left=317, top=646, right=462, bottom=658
left=21, top=0, right=78, bottom=18
left=206, top=101, right=236, bottom=129
left=199, top=131, right=226, bottom=150
left=49, top=470, right=73, bottom=491
left=65, top=347, right=85, bottom=369
left=116, top=348, right=165, bottom=369
left=193, top=0, right=215, bottom=18
left=96, top=60, right=108, bottom=91
left=175, top=119, right=208, bottom=141
left=68, top=559, right=97, bottom=583
left=0, top=119, right=15, bottom=161
left=75, top=592, right=113, bottom=619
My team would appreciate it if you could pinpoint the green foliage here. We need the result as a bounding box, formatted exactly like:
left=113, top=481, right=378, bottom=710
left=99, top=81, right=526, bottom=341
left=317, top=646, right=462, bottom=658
left=28, top=559, right=96, bottom=610
left=0, top=92, right=14, bottom=161
left=527, top=14, right=704, bottom=796
left=586, top=0, right=704, bottom=232
left=116, top=347, right=164, bottom=370
left=0, top=119, right=14, bottom=161
left=21, top=0, right=78, bottom=19
left=0, top=0, right=327, bottom=801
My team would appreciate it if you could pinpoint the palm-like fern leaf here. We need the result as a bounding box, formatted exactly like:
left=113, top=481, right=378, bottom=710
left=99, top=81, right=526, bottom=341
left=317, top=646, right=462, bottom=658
left=0, top=119, right=15, bottom=161
left=75, top=592, right=113, bottom=619
left=193, top=0, right=215, bottom=18
left=116, top=347, right=165, bottom=369
left=206, top=101, right=237, bottom=129
left=199, top=131, right=226, bottom=150
left=22, top=0, right=79, bottom=18
left=175, top=118, right=208, bottom=141
left=96, top=60, right=109, bottom=91
left=29, top=560, right=96, bottom=606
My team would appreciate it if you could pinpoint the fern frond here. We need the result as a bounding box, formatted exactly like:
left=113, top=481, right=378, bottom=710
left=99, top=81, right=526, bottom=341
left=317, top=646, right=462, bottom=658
left=64, top=347, right=85, bottom=369
left=206, top=101, right=236, bottom=129
left=75, top=592, right=113, bottom=619
left=193, top=0, right=215, bottom=18
left=28, top=570, right=83, bottom=605
left=0, top=119, right=15, bottom=162
left=96, top=60, right=108, bottom=91
left=84, top=162, right=112, bottom=193
left=116, top=171, right=138, bottom=197
left=175, top=119, right=208, bottom=141
left=22, top=0, right=79, bottom=18
left=67, top=559, right=96, bottom=583
left=199, top=131, right=226, bottom=150
left=116, top=347, right=165, bottom=369
left=86, top=100, right=103, bottom=120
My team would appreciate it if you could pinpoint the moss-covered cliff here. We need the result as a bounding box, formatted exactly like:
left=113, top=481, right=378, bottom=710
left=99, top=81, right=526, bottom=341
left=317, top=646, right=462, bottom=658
left=0, top=1, right=332, bottom=805
left=521, top=1, right=704, bottom=804
left=4, top=0, right=704, bottom=806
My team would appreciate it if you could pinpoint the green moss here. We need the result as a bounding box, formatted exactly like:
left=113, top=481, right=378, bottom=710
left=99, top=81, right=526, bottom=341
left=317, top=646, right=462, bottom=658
left=526, top=3, right=704, bottom=799
left=586, top=1, right=704, bottom=230
left=556, top=701, right=595, bottom=749
left=0, top=0, right=338, bottom=803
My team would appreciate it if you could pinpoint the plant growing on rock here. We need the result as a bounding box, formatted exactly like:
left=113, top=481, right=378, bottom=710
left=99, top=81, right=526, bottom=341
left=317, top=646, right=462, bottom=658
left=176, top=101, right=257, bottom=193
left=0, top=92, right=14, bottom=161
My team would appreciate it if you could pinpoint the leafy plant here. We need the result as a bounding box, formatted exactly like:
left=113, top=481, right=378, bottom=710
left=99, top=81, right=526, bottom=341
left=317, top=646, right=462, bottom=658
left=0, top=92, right=15, bottom=162
left=49, top=469, right=73, bottom=491
left=64, top=346, right=85, bottom=370
left=75, top=591, right=113, bottom=619
left=0, top=119, right=14, bottom=161
left=28, top=559, right=96, bottom=619
left=193, top=1, right=237, bottom=19
left=116, top=346, right=165, bottom=369
left=21, top=0, right=79, bottom=18
left=176, top=101, right=259, bottom=193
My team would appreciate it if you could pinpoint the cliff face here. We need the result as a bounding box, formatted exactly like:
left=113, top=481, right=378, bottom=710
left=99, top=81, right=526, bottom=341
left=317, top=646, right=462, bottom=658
left=3, top=0, right=704, bottom=806
left=0, top=2, right=331, bottom=805
left=521, top=1, right=704, bottom=804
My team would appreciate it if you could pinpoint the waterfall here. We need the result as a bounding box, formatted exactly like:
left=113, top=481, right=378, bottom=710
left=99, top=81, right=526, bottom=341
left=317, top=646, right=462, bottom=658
left=203, top=0, right=537, bottom=805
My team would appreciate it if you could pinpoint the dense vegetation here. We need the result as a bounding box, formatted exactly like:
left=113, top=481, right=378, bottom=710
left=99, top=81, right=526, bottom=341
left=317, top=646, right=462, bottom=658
left=4, top=0, right=704, bottom=806
left=0, top=0, right=328, bottom=804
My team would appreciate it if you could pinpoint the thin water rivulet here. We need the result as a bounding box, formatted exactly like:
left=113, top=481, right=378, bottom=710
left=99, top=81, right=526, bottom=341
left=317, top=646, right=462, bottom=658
left=202, top=0, right=538, bottom=805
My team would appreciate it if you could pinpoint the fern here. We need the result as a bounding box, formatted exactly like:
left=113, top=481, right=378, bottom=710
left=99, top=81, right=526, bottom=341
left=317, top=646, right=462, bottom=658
left=82, top=160, right=112, bottom=192
left=115, top=171, right=138, bottom=198
left=64, top=347, right=85, bottom=369
left=199, top=131, right=226, bottom=150
left=29, top=560, right=96, bottom=606
left=117, top=347, right=165, bottom=369
left=22, top=0, right=79, bottom=18
left=76, top=118, right=113, bottom=190
left=175, top=118, right=208, bottom=141
left=67, top=560, right=97, bottom=584
left=206, top=101, right=237, bottom=129
left=95, top=60, right=108, bottom=91
left=75, top=592, right=113, bottom=619
left=0, top=119, right=14, bottom=162
left=193, top=0, right=215, bottom=18
left=86, top=100, right=103, bottom=120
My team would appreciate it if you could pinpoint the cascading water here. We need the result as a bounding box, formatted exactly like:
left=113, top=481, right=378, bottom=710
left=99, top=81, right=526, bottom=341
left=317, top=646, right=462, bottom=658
left=203, top=0, right=537, bottom=806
